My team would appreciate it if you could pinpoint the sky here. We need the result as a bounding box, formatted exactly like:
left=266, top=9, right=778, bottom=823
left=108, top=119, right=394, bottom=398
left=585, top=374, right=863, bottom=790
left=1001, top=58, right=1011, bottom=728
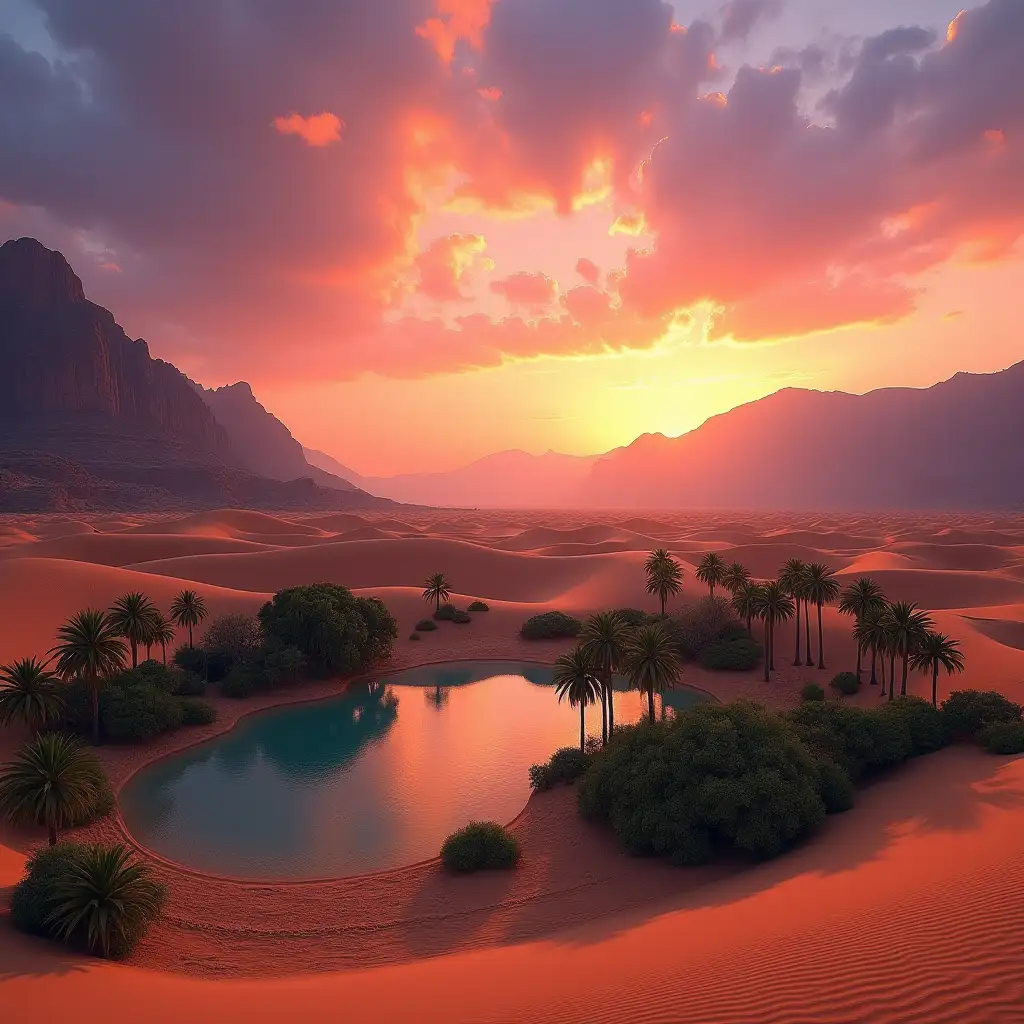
left=1, top=0, right=1022, bottom=476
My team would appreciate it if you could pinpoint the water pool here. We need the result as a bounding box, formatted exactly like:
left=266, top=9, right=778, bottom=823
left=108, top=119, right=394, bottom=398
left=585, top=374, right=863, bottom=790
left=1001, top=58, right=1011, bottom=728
left=119, top=661, right=709, bottom=879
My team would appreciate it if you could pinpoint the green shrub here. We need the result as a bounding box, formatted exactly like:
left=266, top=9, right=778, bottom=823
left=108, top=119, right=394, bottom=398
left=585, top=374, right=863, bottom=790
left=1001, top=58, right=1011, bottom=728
left=830, top=672, right=861, bottom=696
left=529, top=746, right=592, bottom=791
left=880, top=697, right=949, bottom=756
left=520, top=611, right=582, bottom=640
left=171, top=671, right=206, bottom=697
left=440, top=822, right=521, bottom=873
left=415, top=619, right=438, bottom=631
left=940, top=690, right=1023, bottom=739
left=468, top=600, right=490, bottom=612
left=179, top=698, right=217, bottom=727
left=9, top=842, right=82, bottom=937
left=579, top=701, right=828, bottom=865
left=258, top=584, right=397, bottom=674
left=409, top=632, right=420, bottom=641
left=201, top=614, right=265, bottom=667
left=101, top=684, right=184, bottom=743
left=977, top=720, right=1024, bottom=755
left=172, top=645, right=207, bottom=677
left=814, top=757, right=856, bottom=814
left=699, top=637, right=761, bottom=671
left=433, top=603, right=461, bottom=621
left=786, top=701, right=911, bottom=782
left=611, top=607, right=652, bottom=629
left=801, top=683, right=826, bottom=702
left=69, top=756, right=115, bottom=826
left=57, top=678, right=98, bottom=738
left=219, top=665, right=258, bottom=699
left=451, top=610, right=472, bottom=624
left=258, top=644, right=306, bottom=687
left=670, top=597, right=749, bottom=659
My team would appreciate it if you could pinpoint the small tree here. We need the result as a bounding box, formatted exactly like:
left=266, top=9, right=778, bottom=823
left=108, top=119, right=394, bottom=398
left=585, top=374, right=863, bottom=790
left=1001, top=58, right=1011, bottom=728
left=169, top=590, right=208, bottom=649
left=422, top=573, right=452, bottom=613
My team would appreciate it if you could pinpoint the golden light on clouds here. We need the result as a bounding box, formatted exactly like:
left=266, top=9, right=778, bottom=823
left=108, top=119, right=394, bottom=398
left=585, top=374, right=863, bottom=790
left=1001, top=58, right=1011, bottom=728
left=272, top=112, right=344, bottom=147
left=609, top=211, right=649, bottom=237
left=947, top=9, right=967, bottom=43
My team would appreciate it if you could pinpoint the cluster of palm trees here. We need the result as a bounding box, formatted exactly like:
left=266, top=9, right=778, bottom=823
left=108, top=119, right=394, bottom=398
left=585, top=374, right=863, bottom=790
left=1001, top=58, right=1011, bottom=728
left=0, top=589, right=209, bottom=743
left=552, top=611, right=678, bottom=750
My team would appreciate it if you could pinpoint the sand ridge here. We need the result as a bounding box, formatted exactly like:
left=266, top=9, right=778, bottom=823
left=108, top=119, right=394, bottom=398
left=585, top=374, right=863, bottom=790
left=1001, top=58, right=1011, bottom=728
left=1, top=508, right=1024, bottom=1022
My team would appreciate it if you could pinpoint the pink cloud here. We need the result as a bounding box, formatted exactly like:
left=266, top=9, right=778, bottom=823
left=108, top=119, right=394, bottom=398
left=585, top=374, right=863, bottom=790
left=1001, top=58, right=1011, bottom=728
left=575, top=257, right=601, bottom=284
left=490, top=271, right=559, bottom=313
left=272, top=112, right=345, bottom=147
left=411, top=233, right=488, bottom=302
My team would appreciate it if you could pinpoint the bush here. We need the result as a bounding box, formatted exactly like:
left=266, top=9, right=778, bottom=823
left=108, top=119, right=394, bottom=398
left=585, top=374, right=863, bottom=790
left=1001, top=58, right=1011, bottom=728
left=529, top=746, right=592, bottom=791
left=171, top=671, right=206, bottom=697
left=57, top=678, right=98, bottom=738
left=258, top=583, right=397, bottom=674
left=801, top=683, right=826, bottom=702
left=786, top=701, right=911, bottom=782
left=977, top=720, right=1024, bottom=755
left=111, top=661, right=201, bottom=697
left=415, top=619, right=438, bottom=631
left=940, top=690, right=1023, bottom=740
left=200, top=614, right=264, bottom=675
left=520, top=611, right=582, bottom=640
left=468, top=600, right=490, bottom=612
left=409, top=632, right=420, bottom=641
left=9, top=842, right=82, bottom=937
left=579, top=701, right=828, bottom=865
left=699, top=637, right=762, bottom=671
left=101, top=684, right=184, bottom=744
left=440, top=822, right=521, bottom=873
left=433, top=603, right=461, bottom=621
left=70, top=757, right=115, bottom=826
left=179, top=698, right=217, bottom=727
left=611, top=607, right=653, bottom=629
left=258, top=644, right=306, bottom=687
left=830, top=672, right=861, bottom=696
left=219, top=665, right=258, bottom=699
left=670, top=597, right=748, bottom=659
left=172, top=645, right=207, bottom=677
left=451, top=610, right=472, bottom=624
left=814, top=757, right=856, bottom=814
left=880, top=697, right=949, bottom=756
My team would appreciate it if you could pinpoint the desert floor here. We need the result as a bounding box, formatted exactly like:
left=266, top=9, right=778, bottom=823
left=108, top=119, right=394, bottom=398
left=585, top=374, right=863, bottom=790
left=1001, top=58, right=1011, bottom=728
left=1, top=508, right=1023, bottom=1023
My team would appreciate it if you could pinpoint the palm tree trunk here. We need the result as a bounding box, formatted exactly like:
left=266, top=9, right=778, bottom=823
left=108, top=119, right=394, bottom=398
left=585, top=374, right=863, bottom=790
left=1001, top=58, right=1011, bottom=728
left=130, top=639, right=138, bottom=670
left=188, top=624, right=194, bottom=648
left=746, top=613, right=752, bottom=632
left=793, top=597, right=802, bottom=665
left=579, top=703, right=585, bottom=752
left=804, top=602, right=812, bottom=665
left=816, top=603, right=825, bottom=669
left=146, top=643, right=152, bottom=661
left=607, top=678, right=615, bottom=736
left=855, top=640, right=862, bottom=678
left=161, top=641, right=167, bottom=665
left=769, top=619, right=776, bottom=672
left=48, top=822, right=57, bottom=846
left=90, top=674, right=100, bottom=744
left=600, top=686, right=608, bottom=746
left=648, top=687, right=655, bottom=722
left=900, top=651, right=909, bottom=697
left=879, top=650, right=887, bottom=695
left=888, top=651, right=896, bottom=701
left=870, top=642, right=878, bottom=685
left=763, top=624, right=771, bottom=682
left=931, top=663, right=939, bottom=707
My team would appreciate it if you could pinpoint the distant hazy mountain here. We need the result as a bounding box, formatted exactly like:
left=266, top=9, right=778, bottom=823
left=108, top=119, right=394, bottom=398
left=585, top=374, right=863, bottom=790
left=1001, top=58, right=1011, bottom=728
left=303, top=447, right=363, bottom=485
left=576, top=363, right=1024, bottom=510
left=0, top=237, right=389, bottom=512
left=350, top=449, right=601, bottom=508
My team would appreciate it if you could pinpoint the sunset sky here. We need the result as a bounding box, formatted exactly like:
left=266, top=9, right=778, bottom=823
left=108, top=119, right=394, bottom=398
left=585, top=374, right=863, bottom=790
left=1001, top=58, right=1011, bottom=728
left=1, top=0, right=1021, bottom=476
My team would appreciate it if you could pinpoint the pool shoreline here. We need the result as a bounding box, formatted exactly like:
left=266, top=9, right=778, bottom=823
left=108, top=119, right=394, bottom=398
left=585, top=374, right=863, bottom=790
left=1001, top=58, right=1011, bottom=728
left=112, top=657, right=720, bottom=885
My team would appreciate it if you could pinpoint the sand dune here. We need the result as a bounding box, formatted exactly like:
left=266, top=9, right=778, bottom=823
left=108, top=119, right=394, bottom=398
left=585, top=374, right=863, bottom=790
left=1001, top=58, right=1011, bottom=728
left=2, top=509, right=1024, bottom=1024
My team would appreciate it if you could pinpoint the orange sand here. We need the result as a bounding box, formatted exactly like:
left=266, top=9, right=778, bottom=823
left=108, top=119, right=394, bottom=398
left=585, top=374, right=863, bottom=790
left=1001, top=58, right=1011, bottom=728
left=1, top=509, right=1023, bottom=1023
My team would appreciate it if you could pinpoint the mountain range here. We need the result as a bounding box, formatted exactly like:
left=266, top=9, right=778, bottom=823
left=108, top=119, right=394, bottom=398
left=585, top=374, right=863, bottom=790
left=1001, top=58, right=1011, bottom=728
left=3, top=236, right=1022, bottom=512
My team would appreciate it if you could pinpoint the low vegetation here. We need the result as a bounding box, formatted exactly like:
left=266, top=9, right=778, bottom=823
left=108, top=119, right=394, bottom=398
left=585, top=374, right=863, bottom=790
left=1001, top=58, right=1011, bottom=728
left=434, top=603, right=471, bottom=623
left=978, top=720, right=1024, bottom=755
left=528, top=746, right=592, bottom=791
left=440, top=821, right=521, bottom=873
left=468, top=600, right=490, bottom=612
left=10, top=841, right=166, bottom=958
left=830, top=671, right=861, bottom=696
left=801, top=683, right=826, bottom=702
left=415, top=618, right=438, bottom=632
left=520, top=611, right=583, bottom=640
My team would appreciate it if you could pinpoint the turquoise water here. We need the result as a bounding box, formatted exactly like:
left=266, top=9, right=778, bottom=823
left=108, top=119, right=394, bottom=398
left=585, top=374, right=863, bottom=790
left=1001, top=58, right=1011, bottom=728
left=119, top=661, right=708, bottom=879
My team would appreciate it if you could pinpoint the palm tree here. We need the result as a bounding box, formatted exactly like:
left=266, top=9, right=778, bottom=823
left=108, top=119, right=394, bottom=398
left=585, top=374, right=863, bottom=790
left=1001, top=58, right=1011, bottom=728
left=643, top=549, right=672, bottom=574
left=885, top=601, right=935, bottom=699
left=722, top=562, right=751, bottom=594
left=50, top=609, right=128, bottom=743
left=422, top=573, right=452, bottom=613
left=46, top=844, right=166, bottom=959
left=108, top=592, right=158, bottom=670
left=695, top=553, right=728, bottom=598
left=754, top=581, right=795, bottom=682
left=0, top=733, right=101, bottom=845
left=169, top=589, right=209, bottom=649
left=731, top=580, right=760, bottom=633
left=645, top=557, right=683, bottom=617
left=623, top=622, right=679, bottom=722
left=149, top=611, right=176, bottom=665
left=839, top=578, right=886, bottom=679
left=778, top=559, right=807, bottom=667
left=853, top=605, right=888, bottom=687
left=803, top=563, right=841, bottom=670
left=910, top=632, right=965, bottom=707
left=552, top=646, right=601, bottom=752
left=0, top=658, right=65, bottom=735
left=579, top=611, right=633, bottom=744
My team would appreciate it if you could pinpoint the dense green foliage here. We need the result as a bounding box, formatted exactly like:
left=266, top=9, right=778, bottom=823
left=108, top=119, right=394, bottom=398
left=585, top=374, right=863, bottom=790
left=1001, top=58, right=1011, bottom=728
left=258, top=584, right=397, bottom=674
left=433, top=602, right=472, bottom=622
left=102, top=684, right=183, bottom=743
left=940, top=690, right=1022, bottom=739
left=670, top=597, right=751, bottom=660
left=977, top=720, right=1024, bottom=755
left=801, top=683, right=826, bottom=702
left=468, top=600, right=490, bottom=612
left=520, top=611, right=583, bottom=640
left=415, top=618, right=439, bottom=631
left=882, top=697, right=948, bottom=756
left=201, top=614, right=265, bottom=670
left=172, top=644, right=208, bottom=678
left=440, top=821, right=521, bottom=873
left=579, top=701, right=829, bottom=865
left=529, top=746, right=592, bottom=791
left=814, top=756, right=856, bottom=813
left=218, top=665, right=258, bottom=699
left=11, top=842, right=166, bottom=958
left=830, top=671, right=861, bottom=696
left=179, top=698, right=217, bottom=726
left=611, top=607, right=657, bottom=629
left=698, top=637, right=762, bottom=671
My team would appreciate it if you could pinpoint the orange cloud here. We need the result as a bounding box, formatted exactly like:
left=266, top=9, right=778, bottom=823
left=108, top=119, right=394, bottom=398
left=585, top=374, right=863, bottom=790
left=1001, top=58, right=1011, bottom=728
left=947, top=10, right=967, bottom=44
left=272, top=111, right=344, bottom=147
left=411, top=233, right=490, bottom=302
left=490, top=271, right=559, bottom=313
left=417, top=0, right=492, bottom=65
